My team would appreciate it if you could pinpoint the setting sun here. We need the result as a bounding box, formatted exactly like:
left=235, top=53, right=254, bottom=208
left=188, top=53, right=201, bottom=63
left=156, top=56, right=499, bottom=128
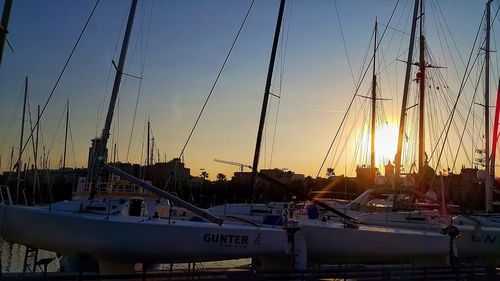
left=375, top=123, right=398, bottom=167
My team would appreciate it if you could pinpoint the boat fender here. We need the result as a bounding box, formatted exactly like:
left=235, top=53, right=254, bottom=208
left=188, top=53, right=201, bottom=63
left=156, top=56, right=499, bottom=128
left=306, top=204, right=319, bottom=219
left=189, top=216, right=204, bottom=222
left=441, top=225, right=460, bottom=238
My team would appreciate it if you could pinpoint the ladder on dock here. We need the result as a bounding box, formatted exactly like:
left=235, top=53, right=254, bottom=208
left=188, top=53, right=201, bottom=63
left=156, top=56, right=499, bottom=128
left=22, top=246, right=38, bottom=273
left=22, top=246, right=53, bottom=274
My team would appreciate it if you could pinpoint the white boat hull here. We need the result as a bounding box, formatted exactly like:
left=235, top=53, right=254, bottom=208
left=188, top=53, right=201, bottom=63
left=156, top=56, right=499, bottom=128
left=209, top=203, right=451, bottom=264
left=299, top=219, right=449, bottom=263
left=0, top=204, right=288, bottom=264
left=356, top=212, right=500, bottom=263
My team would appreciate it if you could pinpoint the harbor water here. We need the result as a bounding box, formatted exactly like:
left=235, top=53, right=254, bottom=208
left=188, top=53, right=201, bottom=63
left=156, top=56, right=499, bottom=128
left=0, top=240, right=250, bottom=273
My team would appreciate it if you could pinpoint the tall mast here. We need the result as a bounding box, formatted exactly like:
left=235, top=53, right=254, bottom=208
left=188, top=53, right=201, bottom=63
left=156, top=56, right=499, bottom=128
left=151, top=137, right=155, bottom=165
left=16, top=76, right=28, bottom=204
left=9, top=146, right=13, bottom=171
left=63, top=99, right=69, bottom=170
left=418, top=0, right=426, bottom=172
left=89, top=0, right=137, bottom=190
left=0, top=0, right=13, bottom=68
left=251, top=0, right=286, bottom=191
left=485, top=0, right=492, bottom=212
left=33, top=105, right=40, bottom=205
left=491, top=78, right=500, bottom=178
left=395, top=0, right=420, bottom=177
left=370, top=20, right=378, bottom=175
left=100, top=0, right=137, bottom=148
left=147, top=117, right=150, bottom=166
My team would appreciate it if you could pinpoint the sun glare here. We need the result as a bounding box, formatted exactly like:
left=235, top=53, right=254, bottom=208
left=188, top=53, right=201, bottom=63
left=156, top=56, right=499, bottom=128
left=374, top=124, right=398, bottom=166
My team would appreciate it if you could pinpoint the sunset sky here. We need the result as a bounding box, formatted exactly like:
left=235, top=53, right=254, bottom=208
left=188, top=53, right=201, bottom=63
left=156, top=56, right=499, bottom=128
left=0, top=0, right=498, bottom=179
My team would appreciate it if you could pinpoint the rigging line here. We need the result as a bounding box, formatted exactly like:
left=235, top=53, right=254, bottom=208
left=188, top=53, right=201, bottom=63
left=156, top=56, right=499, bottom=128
left=26, top=95, right=37, bottom=169
left=126, top=77, right=143, bottom=162
left=0, top=83, right=23, bottom=157
left=433, top=0, right=465, bottom=68
left=126, top=0, right=153, bottom=163
left=68, top=121, right=77, bottom=168
left=333, top=0, right=355, bottom=85
left=431, top=0, right=462, bottom=93
left=428, top=11, right=485, bottom=162
left=432, top=2, right=482, bottom=126
left=269, top=0, right=292, bottom=169
left=349, top=101, right=370, bottom=174
left=452, top=63, right=483, bottom=171
left=178, top=0, right=255, bottom=159
left=332, top=99, right=369, bottom=172
left=431, top=12, right=485, bottom=174
left=112, top=5, right=145, bottom=161
left=328, top=108, right=348, bottom=168
left=377, top=0, right=408, bottom=77
left=493, top=2, right=500, bottom=26
left=46, top=105, right=67, bottom=162
left=321, top=37, right=374, bottom=175
left=317, top=1, right=400, bottom=178
left=11, top=0, right=100, bottom=173
left=96, top=1, right=130, bottom=138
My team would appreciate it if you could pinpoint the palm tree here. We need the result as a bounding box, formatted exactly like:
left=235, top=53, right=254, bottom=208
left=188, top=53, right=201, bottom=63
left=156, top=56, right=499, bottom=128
left=200, top=171, right=209, bottom=180
left=216, top=173, right=227, bottom=182
left=326, top=168, right=335, bottom=179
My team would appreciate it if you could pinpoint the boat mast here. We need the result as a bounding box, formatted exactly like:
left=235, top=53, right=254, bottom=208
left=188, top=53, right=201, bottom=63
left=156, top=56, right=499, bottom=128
left=251, top=0, right=286, bottom=192
left=0, top=0, right=12, bottom=68
left=89, top=0, right=138, bottom=196
left=418, top=0, right=426, bottom=173
left=33, top=105, right=40, bottom=205
left=147, top=117, right=150, bottom=167
left=63, top=99, right=69, bottom=170
left=394, top=0, right=420, bottom=178
left=491, top=79, right=500, bottom=178
left=9, top=147, right=13, bottom=171
left=16, top=76, right=28, bottom=204
left=485, top=0, right=492, bottom=212
left=370, top=20, right=378, bottom=175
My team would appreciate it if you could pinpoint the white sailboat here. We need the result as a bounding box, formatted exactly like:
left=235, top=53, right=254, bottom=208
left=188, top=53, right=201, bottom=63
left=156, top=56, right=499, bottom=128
left=0, top=0, right=294, bottom=273
left=0, top=202, right=287, bottom=265
left=208, top=0, right=452, bottom=265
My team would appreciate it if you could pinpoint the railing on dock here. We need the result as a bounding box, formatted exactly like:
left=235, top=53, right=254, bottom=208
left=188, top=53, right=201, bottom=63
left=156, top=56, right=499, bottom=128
left=0, top=265, right=499, bottom=281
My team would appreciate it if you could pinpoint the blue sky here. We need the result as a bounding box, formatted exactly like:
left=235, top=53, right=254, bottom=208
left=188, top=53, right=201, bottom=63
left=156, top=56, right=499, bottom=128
left=0, top=0, right=497, bottom=178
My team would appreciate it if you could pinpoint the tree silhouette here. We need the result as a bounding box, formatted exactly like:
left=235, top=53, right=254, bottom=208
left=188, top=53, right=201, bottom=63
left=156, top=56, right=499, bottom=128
left=216, top=173, right=227, bottom=182
left=326, top=168, right=335, bottom=178
left=200, top=171, right=209, bottom=180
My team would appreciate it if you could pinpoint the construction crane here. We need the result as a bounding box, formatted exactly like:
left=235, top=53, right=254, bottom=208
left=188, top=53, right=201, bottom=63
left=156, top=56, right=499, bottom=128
left=214, top=159, right=252, bottom=172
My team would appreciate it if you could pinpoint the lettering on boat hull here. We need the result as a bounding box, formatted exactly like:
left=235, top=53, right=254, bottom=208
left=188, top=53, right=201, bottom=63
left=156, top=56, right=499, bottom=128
left=203, top=233, right=251, bottom=248
left=471, top=234, right=497, bottom=244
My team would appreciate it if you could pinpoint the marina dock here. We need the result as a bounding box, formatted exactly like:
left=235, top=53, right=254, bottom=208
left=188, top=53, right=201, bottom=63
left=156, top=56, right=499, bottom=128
left=1, top=265, right=499, bottom=281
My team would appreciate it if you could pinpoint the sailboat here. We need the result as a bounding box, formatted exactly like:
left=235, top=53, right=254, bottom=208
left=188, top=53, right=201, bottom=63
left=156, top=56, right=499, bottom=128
left=209, top=0, right=452, bottom=265
left=0, top=0, right=292, bottom=273
left=326, top=0, right=500, bottom=264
